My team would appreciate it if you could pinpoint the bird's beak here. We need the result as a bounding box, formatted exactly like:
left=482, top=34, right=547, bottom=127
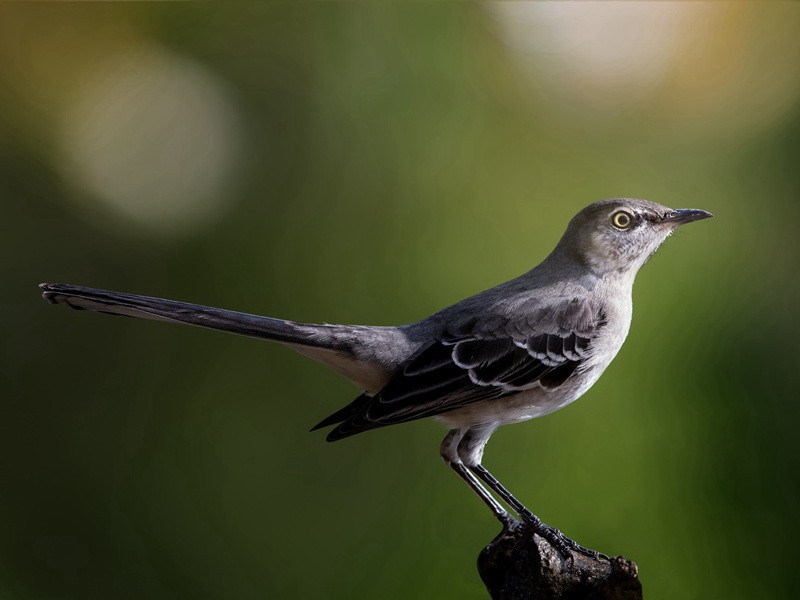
left=661, top=208, right=714, bottom=226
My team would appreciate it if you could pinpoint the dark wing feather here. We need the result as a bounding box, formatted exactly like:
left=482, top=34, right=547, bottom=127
left=310, top=393, right=371, bottom=431
left=321, top=296, right=606, bottom=441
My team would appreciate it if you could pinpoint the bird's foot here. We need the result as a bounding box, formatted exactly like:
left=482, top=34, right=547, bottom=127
left=520, top=510, right=608, bottom=562
left=497, top=511, right=520, bottom=531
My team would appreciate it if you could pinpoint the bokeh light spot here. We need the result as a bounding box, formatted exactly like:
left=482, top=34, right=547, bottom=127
left=58, top=44, right=242, bottom=236
left=488, top=2, right=800, bottom=138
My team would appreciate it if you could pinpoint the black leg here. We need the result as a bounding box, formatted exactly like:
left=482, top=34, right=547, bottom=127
left=469, top=463, right=607, bottom=560
left=446, top=461, right=515, bottom=527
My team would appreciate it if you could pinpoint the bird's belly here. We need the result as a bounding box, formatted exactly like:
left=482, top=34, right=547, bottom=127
left=435, top=373, right=598, bottom=429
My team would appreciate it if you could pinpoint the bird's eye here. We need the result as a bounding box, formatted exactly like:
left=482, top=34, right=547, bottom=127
left=611, top=211, right=633, bottom=230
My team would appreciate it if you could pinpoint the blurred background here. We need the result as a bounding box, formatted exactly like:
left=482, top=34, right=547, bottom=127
left=2, top=3, right=799, bottom=598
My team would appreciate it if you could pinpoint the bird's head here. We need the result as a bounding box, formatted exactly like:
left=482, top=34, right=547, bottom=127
left=554, top=198, right=713, bottom=277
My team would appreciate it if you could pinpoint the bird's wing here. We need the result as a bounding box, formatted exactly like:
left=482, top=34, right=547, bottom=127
left=323, top=296, right=606, bottom=440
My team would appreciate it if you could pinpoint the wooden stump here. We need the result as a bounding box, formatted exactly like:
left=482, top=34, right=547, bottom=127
left=478, top=520, right=642, bottom=600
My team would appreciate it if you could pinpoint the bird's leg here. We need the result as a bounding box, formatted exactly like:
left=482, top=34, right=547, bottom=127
left=448, top=462, right=514, bottom=526
left=440, top=430, right=514, bottom=527
left=468, top=463, right=608, bottom=561
left=454, top=426, right=606, bottom=561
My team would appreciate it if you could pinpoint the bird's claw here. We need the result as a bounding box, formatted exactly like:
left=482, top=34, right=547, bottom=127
left=500, top=514, right=518, bottom=530
left=520, top=512, right=608, bottom=562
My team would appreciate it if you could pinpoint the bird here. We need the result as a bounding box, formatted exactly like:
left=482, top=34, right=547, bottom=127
left=40, top=198, right=712, bottom=559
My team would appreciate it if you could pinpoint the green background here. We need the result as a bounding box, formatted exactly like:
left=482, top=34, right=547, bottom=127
left=2, top=4, right=799, bottom=599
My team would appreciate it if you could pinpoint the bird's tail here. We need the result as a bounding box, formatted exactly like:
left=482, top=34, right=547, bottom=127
left=39, top=282, right=403, bottom=394
left=40, top=282, right=322, bottom=346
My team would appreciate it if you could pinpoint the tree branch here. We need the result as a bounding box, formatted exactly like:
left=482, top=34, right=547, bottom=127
left=478, top=520, right=642, bottom=600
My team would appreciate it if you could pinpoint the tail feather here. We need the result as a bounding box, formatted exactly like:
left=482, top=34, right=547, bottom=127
left=40, top=283, right=324, bottom=347
left=40, top=282, right=403, bottom=394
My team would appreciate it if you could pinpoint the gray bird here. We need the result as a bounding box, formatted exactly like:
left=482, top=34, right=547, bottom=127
left=40, top=198, right=712, bottom=558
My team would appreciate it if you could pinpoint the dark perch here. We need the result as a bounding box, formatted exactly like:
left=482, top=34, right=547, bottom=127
left=478, top=520, right=642, bottom=600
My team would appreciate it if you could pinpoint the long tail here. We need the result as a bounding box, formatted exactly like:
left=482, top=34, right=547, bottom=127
left=40, top=283, right=321, bottom=345
left=39, top=283, right=406, bottom=394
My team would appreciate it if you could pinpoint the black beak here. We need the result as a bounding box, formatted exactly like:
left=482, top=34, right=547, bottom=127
left=662, top=208, right=714, bottom=225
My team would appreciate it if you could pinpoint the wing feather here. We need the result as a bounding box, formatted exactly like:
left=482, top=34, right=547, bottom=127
left=322, top=296, right=606, bottom=441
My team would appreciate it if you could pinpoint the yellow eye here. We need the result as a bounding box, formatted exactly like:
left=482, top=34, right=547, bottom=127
left=612, top=211, right=633, bottom=229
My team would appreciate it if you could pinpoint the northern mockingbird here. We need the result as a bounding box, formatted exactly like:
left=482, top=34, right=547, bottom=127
left=40, top=198, right=712, bottom=558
